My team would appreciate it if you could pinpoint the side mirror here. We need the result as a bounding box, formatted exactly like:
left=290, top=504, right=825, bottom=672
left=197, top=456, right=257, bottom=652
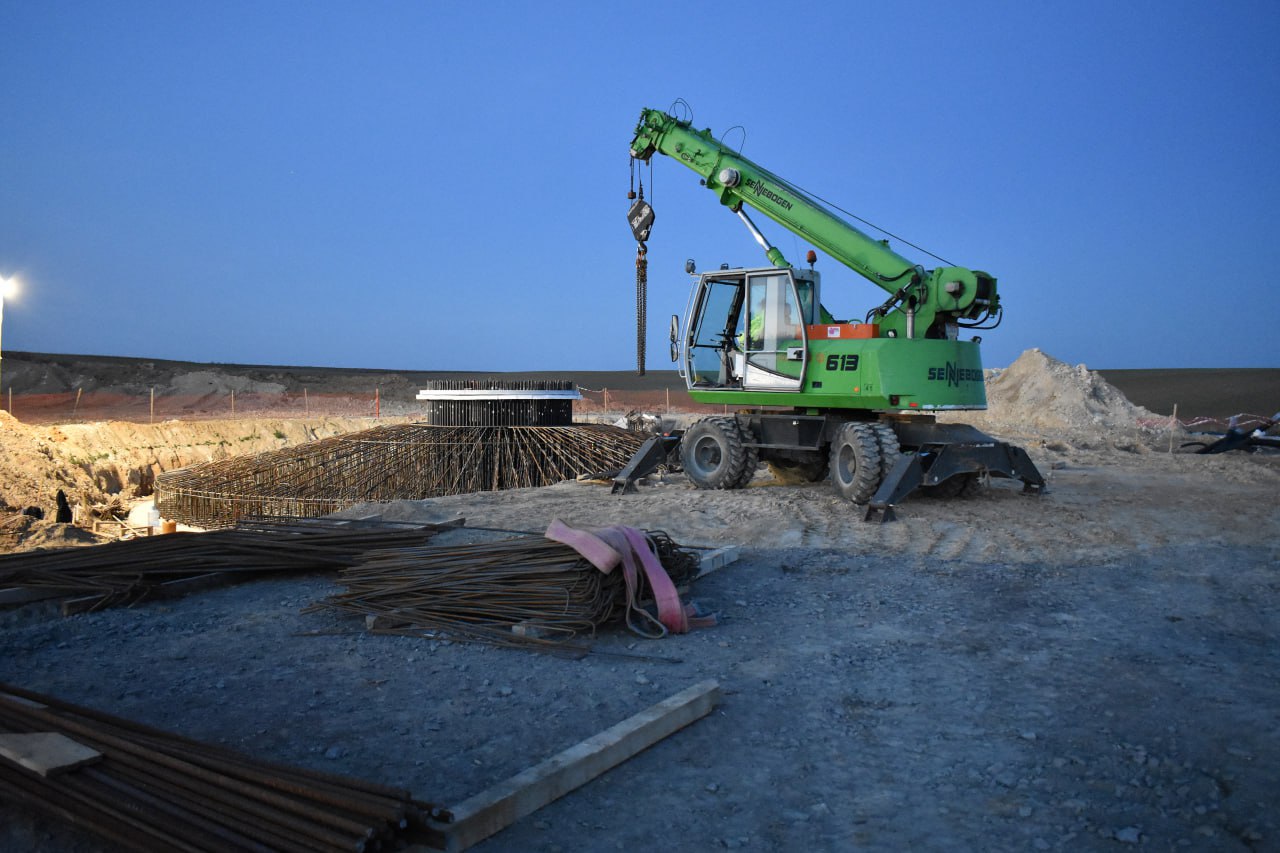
left=669, top=314, right=680, bottom=362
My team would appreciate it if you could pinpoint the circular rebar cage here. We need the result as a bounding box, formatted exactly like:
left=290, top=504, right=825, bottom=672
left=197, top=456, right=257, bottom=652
left=415, top=379, right=582, bottom=427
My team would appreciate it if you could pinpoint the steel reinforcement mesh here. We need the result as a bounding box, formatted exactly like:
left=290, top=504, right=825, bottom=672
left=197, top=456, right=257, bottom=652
left=418, top=379, right=578, bottom=427
left=155, top=423, right=645, bottom=529
left=421, top=397, right=575, bottom=427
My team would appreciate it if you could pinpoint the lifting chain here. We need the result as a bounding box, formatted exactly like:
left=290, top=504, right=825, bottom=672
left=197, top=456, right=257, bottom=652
left=635, top=241, right=647, bottom=376
left=627, top=158, right=655, bottom=377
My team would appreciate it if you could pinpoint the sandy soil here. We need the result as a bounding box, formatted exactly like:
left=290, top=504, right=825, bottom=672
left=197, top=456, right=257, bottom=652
left=0, top=350, right=1278, bottom=851
left=0, top=411, right=405, bottom=542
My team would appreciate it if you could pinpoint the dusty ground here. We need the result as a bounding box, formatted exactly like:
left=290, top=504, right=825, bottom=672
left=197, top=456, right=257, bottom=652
left=0, top=350, right=1278, bottom=851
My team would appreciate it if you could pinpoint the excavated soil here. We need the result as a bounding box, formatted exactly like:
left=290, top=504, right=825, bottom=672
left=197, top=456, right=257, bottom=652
left=1, top=350, right=1278, bottom=851
left=951, top=348, right=1165, bottom=435
left=0, top=410, right=405, bottom=546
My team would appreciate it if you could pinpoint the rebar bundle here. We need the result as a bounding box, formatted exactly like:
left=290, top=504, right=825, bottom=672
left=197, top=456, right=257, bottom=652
left=155, top=423, right=645, bottom=529
left=0, top=683, right=446, bottom=852
left=310, top=531, right=701, bottom=649
left=317, top=538, right=622, bottom=643
left=0, top=518, right=454, bottom=613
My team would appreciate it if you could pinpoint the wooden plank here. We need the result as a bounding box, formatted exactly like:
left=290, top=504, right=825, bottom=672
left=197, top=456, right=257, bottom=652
left=60, top=593, right=111, bottom=616
left=0, top=692, right=48, bottom=710
left=425, top=679, right=720, bottom=852
left=0, top=732, right=102, bottom=777
left=695, top=546, right=739, bottom=579
left=677, top=547, right=741, bottom=595
left=0, top=586, right=78, bottom=606
left=365, top=613, right=413, bottom=631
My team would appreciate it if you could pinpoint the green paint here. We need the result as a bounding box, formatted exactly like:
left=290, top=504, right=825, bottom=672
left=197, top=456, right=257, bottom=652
left=631, top=107, right=1002, bottom=413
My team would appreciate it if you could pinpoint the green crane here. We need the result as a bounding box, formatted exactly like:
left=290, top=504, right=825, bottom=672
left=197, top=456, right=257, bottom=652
left=630, top=107, right=999, bottom=345
left=619, top=106, right=1044, bottom=520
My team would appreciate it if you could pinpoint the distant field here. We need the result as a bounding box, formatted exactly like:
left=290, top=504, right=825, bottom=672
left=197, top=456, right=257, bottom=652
left=1097, top=368, right=1279, bottom=420
left=4, top=351, right=1276, bottom=422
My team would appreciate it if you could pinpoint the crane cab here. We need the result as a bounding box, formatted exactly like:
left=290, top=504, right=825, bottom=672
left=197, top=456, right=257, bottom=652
left=672, top=264, right=990, bottom=413
left=676, top=266, right=819, bottom=393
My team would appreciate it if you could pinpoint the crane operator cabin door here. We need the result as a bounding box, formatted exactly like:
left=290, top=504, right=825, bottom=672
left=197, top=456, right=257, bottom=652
left=741, top=271, right=807, bottom=391
left=686, top=275, right=745, bottom=388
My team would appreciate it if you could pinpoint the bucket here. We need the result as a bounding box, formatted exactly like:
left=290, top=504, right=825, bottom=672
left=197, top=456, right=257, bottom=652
left=160, top=520, right=178, bottom=534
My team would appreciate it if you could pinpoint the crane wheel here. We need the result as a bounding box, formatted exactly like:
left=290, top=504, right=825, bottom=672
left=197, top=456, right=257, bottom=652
left=682, top=417, right=753, bottom=490
left=732, top=420, right=761, bottom=488
left=922, top=472, right=983, bottom=499
left=868, top=422, right=902, bottom=480
left=829, top=421, right=883, bottom=504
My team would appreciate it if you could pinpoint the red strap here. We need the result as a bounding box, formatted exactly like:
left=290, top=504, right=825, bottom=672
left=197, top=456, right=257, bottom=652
left=544, top=518, right=620, bottom=572
left=546, top=520, right=713, bottom=636
left=591, top=526, right=662, bottom=637
left=620, top=526, right=686, bottom=633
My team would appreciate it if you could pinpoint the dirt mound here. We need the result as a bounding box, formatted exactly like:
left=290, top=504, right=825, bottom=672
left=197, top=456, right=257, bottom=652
left=0, top=415, right=404, bottom=549
left=958, top=349, right=1169, bottom=439
left=0, top=415, right=79, bottom=518
left=1, top=515, right=110, bottom=552
left=8, top=519, right=110, bottom=552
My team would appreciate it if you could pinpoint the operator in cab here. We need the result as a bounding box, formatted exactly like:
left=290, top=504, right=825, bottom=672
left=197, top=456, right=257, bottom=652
left=737, top=295, right=802, bottom=352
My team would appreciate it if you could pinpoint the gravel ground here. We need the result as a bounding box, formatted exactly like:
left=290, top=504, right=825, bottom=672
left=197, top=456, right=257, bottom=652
left=3, top=349, right=1277, bottom=851
left=1, top=515, right=1276, bottom=851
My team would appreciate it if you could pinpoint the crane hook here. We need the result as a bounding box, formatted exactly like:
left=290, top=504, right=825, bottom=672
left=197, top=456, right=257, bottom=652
left=628, top=166, right=656, bottom=376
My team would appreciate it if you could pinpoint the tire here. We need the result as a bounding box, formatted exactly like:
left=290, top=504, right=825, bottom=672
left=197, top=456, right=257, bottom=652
left=732, top=420, right=761, bottom=488
left=922, top=472, right=983, bottom=499
left=868, top=422, right=901, bottom=481
left=829, top=421, right=884, bottom=504
left=682, top=417, right=751, bottom=490
left=957, top=472, right=984, bottom=497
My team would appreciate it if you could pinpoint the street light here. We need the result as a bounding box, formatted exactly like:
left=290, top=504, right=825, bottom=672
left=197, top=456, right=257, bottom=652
left=0, top=275, right=16, bottom=403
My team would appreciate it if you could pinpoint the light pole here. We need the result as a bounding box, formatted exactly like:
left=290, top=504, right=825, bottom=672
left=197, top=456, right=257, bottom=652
left=0, top=276, right=15, bottom=404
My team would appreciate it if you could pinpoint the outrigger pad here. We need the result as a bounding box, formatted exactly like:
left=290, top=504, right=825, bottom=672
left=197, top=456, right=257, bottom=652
left=612, top=432, right=684, bottom=495
left=863, top=433, right=1047, bottom=523
left=864, top=454, right=923, bottom=523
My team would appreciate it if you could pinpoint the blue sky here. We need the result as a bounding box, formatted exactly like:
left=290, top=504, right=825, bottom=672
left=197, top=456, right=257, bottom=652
left=1, top=1, right=1277, bottom=371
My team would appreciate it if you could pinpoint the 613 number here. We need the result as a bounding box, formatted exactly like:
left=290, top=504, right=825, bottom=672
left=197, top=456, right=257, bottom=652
left=825, top=354, right=859, bottom=371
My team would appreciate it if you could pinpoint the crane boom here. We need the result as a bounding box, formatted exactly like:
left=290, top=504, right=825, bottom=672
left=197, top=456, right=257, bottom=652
left=628, top=108, right=1000, bottom=340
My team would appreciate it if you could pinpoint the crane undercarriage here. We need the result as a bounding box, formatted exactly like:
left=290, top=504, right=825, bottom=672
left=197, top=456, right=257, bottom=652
left=613, top=412, right=1045, bottom=522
